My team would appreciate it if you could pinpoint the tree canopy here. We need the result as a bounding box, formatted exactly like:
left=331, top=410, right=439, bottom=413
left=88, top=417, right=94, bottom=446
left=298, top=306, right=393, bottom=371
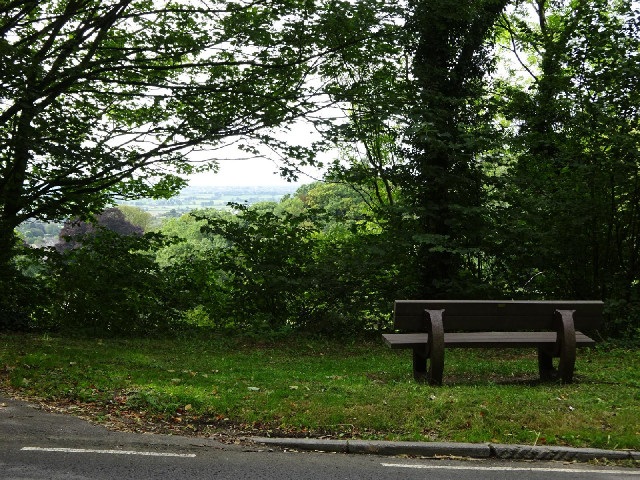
left=55, top=207, right=143, bottom=251
left=0, top=0, right=399, bottom=268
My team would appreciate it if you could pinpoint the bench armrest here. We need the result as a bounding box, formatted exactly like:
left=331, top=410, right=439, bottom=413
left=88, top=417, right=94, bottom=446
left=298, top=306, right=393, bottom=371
left=424, top=309, right=445, bottom=385
left=555, top=309, right=577, bottom=383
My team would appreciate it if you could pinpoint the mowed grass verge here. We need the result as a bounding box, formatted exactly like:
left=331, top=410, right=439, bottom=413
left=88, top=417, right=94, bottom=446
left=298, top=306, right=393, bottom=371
left=1, top=333, right=639, bottom=450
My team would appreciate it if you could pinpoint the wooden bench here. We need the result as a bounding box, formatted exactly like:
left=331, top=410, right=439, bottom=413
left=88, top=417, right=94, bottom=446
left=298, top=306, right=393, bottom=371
left=382, top=300, right=603, bottom=385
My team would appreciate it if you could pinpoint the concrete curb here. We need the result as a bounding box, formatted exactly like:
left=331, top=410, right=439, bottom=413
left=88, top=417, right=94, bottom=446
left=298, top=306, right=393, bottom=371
left=348, top=440, right=490, bottom=458
left=490, top=444, right=633, bottom=462
left=252, top=437, right=640, bottom=462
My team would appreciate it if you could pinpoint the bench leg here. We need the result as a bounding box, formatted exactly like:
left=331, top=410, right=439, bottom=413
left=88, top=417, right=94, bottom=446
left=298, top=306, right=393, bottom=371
left=556, top=310, right=577, bottom=384
left=412, top=346, right=428, bottom=382
left=537, top=347, right=556, bottom=380
left=425, top=309, right=445, bottom=386
left=558, top=352, right=576, bottom=384
left=537, top=310, right=578, bottom=383
left=428, top=354, right=444, bottom=386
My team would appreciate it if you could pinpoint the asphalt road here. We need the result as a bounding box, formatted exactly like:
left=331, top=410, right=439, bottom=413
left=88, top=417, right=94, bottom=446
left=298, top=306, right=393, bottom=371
left=1, top=394, right=638, bottom=479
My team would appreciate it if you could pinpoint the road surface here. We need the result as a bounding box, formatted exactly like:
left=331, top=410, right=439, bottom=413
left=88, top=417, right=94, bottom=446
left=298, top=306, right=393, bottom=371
left=1, top=394, right=638, bottom=479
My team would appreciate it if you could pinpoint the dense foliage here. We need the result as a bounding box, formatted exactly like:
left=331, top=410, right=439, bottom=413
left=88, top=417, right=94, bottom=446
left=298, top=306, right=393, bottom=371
left=3, top=183, right=416, bottom=336
left=0, top=0, right=400, bottom=293
left=2, top=0, right=639, bottom=338
left=56, top=207, right=143, bottom=251
left=493, top=0, right=640, bottom=335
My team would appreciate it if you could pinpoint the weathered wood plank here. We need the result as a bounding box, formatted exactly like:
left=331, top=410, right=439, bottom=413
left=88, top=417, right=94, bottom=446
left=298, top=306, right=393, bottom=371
left=394, top=300, right=604, bottom=317
left=383, top=333, right=429, bottom=348
left=394, top=315, right=603, bottom=331
left=382, top=331, right=596, bottom=349
left=393, top=300, right=604, bottom=331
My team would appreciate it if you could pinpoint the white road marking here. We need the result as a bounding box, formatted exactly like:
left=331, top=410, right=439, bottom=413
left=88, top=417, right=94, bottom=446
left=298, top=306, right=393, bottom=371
left=21, top=447, right=196, bottom=458
left=381, top=463, right=640, bottom=475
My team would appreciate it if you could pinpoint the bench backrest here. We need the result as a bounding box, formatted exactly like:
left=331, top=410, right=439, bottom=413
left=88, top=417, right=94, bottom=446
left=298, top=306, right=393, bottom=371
left=394, top=300, right=604, bottom=332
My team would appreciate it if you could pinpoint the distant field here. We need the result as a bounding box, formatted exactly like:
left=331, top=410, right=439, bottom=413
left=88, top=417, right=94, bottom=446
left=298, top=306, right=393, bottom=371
left=121, top=185, right=298, bottom=216
left=17, top=185, right=300, bottom=245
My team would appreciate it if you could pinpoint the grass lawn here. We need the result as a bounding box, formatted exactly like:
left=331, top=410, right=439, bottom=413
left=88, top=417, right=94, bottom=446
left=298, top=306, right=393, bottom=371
left=1, top=333, right=639, bottom=450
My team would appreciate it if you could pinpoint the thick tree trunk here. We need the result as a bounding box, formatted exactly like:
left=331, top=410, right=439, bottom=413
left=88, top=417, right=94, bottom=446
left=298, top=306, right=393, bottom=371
left=0, top=220, right=17, bottom=274
left=407, top=0, right=508, bottom=298
left=0, top=97, right=33, bottom=328
left=0, top=217, right=22, bottom=329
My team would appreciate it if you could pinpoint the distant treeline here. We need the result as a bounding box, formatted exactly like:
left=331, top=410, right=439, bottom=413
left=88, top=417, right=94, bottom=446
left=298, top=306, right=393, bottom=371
left=17, top=186, right=299, bottom=246
left=120, top=186, right=298, bottom=215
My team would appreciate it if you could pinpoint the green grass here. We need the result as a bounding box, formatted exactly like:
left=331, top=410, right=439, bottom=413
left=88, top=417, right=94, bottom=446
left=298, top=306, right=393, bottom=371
left=1, top=333, right=639, bottom=450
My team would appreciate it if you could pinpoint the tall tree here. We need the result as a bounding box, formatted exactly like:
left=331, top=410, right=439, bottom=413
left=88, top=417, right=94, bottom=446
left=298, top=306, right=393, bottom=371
left=320, top=1, right=408, bottom=217
left=496, top=0, right=640, bottom=332
left=319, top=0, right=509, bottom=298
left=401, top=0, right=508, bottom=297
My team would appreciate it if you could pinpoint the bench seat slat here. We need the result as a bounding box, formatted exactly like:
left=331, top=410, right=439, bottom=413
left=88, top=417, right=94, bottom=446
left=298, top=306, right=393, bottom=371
left=382, top=331, right=596, bottom=349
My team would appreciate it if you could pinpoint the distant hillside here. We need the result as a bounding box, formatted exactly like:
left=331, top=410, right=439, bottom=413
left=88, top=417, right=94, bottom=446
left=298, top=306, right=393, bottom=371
left=119, top=185, right=299, bottom=217
left=18, top=185, right=301, bottom=245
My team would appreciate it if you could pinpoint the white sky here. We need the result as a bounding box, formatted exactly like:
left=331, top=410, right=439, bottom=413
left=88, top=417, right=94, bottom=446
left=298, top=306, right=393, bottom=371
left=186, top=155, right=327, bottom=186
left=185, top=116, right=339, bottom=186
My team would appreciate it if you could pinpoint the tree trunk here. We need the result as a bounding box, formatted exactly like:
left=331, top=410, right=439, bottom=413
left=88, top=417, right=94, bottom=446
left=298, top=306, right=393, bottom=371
left=407, top=0, right=508, bottom=298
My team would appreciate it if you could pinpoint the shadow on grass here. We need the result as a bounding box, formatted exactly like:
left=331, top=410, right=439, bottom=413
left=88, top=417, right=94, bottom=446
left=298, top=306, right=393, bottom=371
left=417, top=373, right=600, bottom=387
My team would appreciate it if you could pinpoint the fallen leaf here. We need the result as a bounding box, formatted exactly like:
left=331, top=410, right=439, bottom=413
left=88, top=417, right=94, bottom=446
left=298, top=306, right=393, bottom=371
left=0, top=403, right=8, bottom=407
left=289, top=386, right=299, bottom=390
left=184, top=404, right=192, bottom=411
left=248, top=387, right=260, bottom=391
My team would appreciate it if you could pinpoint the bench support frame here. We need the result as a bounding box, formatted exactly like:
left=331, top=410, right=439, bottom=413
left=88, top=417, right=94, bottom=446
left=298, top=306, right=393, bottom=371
left=538, top=309, right=577, bottom=383
left=413, top=308, right=579, bottom=385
